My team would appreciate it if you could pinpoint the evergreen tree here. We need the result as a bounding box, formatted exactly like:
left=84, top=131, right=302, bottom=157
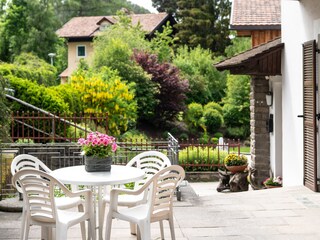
left=52, top=0, right=149, bottom=25
left=175, top=0, right=231, bottom=55
left=151, top=0, right=178, bottom=15
left=0, top=0, right=59, bottom=61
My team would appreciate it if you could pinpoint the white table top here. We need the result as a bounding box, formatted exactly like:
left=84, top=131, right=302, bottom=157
left=51, top=165, right=145, bottom=186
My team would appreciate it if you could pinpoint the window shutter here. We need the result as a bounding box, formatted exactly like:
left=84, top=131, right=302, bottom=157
left=302, top=40, right=317, bottom=191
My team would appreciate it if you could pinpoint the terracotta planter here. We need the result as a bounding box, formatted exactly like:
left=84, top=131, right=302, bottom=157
left=264, top=184, right=282, bottom=189
left=225, top=165, right=247, bottom=174
left=84, top=156, right=112, bottom=172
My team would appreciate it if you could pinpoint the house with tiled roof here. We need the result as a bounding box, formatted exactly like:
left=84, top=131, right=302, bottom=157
left=231, top=0, right=281, bottom=47
left=216, top=0, right=320, bottom=192
left=56, top=13, right=176, bottom=83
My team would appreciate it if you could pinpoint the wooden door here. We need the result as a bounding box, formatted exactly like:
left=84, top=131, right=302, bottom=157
left=302, top=40, right=317, bottom=191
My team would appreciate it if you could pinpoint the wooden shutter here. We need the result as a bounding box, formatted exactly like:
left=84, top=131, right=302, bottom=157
left=302, top=40, right=317, bottom=191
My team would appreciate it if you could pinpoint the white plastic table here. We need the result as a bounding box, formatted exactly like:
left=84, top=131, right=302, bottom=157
left=51, top=165, right=145, bottom=240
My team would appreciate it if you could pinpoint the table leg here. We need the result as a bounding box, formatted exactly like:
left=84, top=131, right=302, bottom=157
left=98, top=186, right=104, bottom=240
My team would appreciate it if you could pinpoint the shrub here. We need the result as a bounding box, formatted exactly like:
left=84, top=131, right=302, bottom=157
left=7, top=75, right=69, bottom=113
left=119, top=129, right=149, bottom=142
left=214, top=132, right=223, bottom=139
left=51, top=83, right=83, bottom=113
left=0, top=76, right=10, bottom=143
left=71, top=67, right=137, bottom=136
left=173, top=45, right=227, bottom=104
left=66, top=123, right=92, bottom=141
left=133, top=51, right=189, bottom=125
left=203, top=108, right=223, bottom=133
left=211, top=137, right=218, bottom=144
left=204, top=102, right=223, bottom=115
left=226, top=126, right=250, bottom=140
left=13, top=53, right=58, bottom=86
left=185, top=102, right=205, bottom=133
left=179, top=146, right=228, bottom=171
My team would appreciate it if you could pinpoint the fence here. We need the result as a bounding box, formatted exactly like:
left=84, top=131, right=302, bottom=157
left=0, top=136, right=241, bottom=200
left=11, top=111, right=108, bottom=143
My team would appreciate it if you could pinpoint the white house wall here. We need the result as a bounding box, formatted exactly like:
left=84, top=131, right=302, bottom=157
left=282, top=0, right=320, bottom=186
left=269, top=77, right=282, bottom=179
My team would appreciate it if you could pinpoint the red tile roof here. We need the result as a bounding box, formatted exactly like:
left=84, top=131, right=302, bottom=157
left=57, top=13, right=171, bottom=38
left=231, top=0, right=281, bottom=30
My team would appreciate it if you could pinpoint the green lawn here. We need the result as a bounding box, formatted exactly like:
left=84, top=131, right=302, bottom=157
left=240, top=146, right=250, bottom=153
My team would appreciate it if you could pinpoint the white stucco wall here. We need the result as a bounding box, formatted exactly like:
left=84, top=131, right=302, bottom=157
left=281, top=0, right=304, bottom=186
left=269, top=77, right=282, bottom=178
left=282, top=0, right=320, bottom=186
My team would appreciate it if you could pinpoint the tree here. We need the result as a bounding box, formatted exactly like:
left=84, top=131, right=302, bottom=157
left=222, top=74, right=250, bottom=137
left=52, top=0, right=149, bottom=25
left=173, top=45, right=227, bottom=104
left=225, top=35, right=251, bottom=58
left=0, top=0, right=59, bottom=61
left=175, top=0, right=231, bottom=55
left=133, top=51, right=189, bottom=126
left=150, top=22, right=177, bottom=62
left=92, top=13, right=158, bottom=121
left=151, top=0, right=178, bottom=15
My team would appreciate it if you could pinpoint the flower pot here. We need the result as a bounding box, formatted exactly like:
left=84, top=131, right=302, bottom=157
left=264, top=184, right=282, bottom=189
left=84, top=156, right=112, bottom=172
left=225, top=165, right=247, bottom=174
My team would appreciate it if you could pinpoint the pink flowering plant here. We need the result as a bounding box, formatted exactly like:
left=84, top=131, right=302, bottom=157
left=78, top=132, right=118, bottom=157
left=263, top=176, right=282, bottom=187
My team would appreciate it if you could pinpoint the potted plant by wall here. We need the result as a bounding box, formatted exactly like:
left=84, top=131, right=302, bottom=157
left=224, top=153, right=248, bottom=174
left=263, top=176, right=282, bottom=188
left=78, top=132, right=118, bottom=172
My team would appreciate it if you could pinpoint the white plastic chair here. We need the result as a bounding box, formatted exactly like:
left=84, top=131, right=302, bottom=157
left=105, top=165, right=185, bottom=240
left=12, top=169, right=96, bottom=240
left=11, top=154, right=86, bottom=239
left=99, top=151, right=171, bottom=236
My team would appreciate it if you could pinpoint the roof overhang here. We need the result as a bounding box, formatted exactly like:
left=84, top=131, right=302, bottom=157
left=230, top=24, right=281, bottom=31
left=215, top=38, right=284, bottom=76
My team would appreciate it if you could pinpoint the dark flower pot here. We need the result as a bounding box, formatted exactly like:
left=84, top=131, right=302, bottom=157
left=84, top=156, right=112, bottom=172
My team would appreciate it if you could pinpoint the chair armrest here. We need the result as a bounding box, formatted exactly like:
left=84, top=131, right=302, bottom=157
left=109, top=182, right=152, bottom=211
left=65, top=188, right=92, bottom=199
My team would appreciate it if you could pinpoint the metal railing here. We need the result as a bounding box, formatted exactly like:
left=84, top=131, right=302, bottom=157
left=11, top=111, right=108, bottom=143
left=0, top=137, right=241, bottom=200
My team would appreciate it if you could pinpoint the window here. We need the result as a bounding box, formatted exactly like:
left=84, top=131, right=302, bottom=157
left=77, top=46, right=86, bottom=57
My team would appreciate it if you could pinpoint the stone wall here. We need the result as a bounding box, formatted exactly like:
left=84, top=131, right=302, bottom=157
left=250, top=76, right=270, bottom=187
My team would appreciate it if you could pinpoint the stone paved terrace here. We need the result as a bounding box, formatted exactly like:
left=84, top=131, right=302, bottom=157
left=1, top=182, right=320, bottom=239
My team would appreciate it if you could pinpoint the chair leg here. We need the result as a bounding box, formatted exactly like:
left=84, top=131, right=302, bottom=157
left=99, top=201, right=106, bottom=240
left=20, top=210, right=26, bottom=240
left=159, top=220, right=164, bottom=240
left=104, top=212, right=113, bottom=240
left=78, top=204, right=86, bottom=240
left=137, top=225, right=141, bottom=240
left=23, top=218, right=30, bottom=240
left=169, top=214, right=176, bottom=240
left=137, top=221, right=151, bottom=240
left=89, top=218, right=96, bottom=240
left=47, top=227, right=53, bottom=240
left=56, top=224, right=68, bottom=240
left=130, top=222, right=137, bottom=235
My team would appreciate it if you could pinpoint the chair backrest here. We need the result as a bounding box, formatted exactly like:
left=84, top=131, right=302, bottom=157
left=147, top=165, right=185, bottom=220
left=11, top=154, right=52, bottom=194
left=11, top=154, right=52, bottom=176
left=126, top=151, right=171, bottom=190
left=11, top=169, right=67, bottom=223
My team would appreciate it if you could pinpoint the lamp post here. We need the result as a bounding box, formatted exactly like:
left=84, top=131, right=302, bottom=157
left=48, top=53, right=56, bottom=66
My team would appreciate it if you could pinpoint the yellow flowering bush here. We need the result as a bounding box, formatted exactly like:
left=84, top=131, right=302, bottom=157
left=71, top=67, right=137, bottom=136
